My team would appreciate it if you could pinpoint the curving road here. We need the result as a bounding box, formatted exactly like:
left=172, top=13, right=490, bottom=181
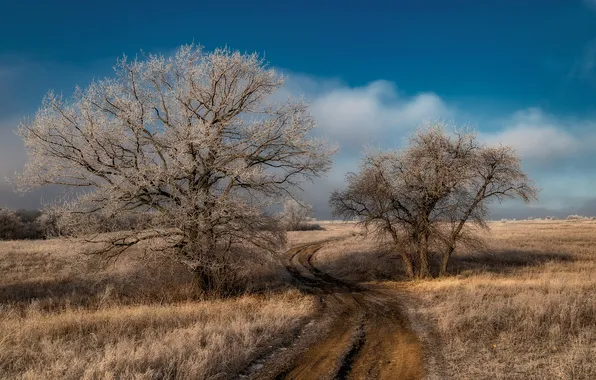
left=249, top=238, right=425, bottom=380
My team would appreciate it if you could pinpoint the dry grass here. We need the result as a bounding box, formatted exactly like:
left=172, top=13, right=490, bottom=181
left=0, top=239, right=316, bottom=380
left=312, top=235, right=406, bottom=281
left=315, top=220, right=596, bottom=379
left=4, top=220, right=595, bottom=379
left=286, top=222, right=359, bottom=247
left=408, top=221, right=596, bottom=379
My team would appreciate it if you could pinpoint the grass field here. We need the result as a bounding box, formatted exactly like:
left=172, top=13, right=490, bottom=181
left=314, top=220, right=596, bottom=379
left=0, top=240, right=316, bottom=380
left=411, top=221, right=596, bottom=379
left=1, top=221, right=595, bottom=379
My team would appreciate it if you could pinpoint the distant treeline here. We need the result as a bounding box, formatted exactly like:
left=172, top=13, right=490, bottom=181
left=0, top=205, right=321, bottom=241
left=0, top=208, right=152, bottom=240
left=0, top=209, right=48, bottom=240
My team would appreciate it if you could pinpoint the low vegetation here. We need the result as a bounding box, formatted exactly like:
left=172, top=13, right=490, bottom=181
left=279, top=199, right=323, bottom=231
left=0, top=239, right=316, bottom=380
left=314, top=220, right=596, bottom=379
left=1, top=220, right=595, bottom=378
left=0, top=209, right=47, bottom=240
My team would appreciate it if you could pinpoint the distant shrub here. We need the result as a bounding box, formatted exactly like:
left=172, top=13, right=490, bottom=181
left=0, top=208, right=161, bottom=240
left=280, top=199, right=318, bottom=231
left=0, top=209, right=26, bottom=240
left=567, top=214, right=589, bottom=220
left=0, top=209, right=51, bottom=240
left=288, top=223, right=324, bottom=231
left=566, top=215, right=596, bottom=221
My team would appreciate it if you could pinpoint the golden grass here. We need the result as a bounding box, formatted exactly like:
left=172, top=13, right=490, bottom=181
left=0, top=239, right=316, bottom=380
left=314, top=220, right=596, bottom=379
left=286, top=222, right=359, bottom=247
left=3, top=220, right=595, bottom=379
left=407, top=221, right=596, bottom=379
left=409, top=268, right=596, bottom=379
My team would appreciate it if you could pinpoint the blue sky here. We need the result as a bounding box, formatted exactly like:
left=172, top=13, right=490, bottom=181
left=1, top=0, right=596, bottom=218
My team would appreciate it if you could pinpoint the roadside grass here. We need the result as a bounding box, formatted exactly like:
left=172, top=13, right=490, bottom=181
left=314, top=220, right=596, bottom=379
left=3, top=220, right=594, bottom=379
left=0, top=239, right=316, bottom=380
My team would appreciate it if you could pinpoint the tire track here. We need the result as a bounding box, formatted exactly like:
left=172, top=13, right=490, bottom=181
left=336, top=319, right=366, bottom=380
left=250, top=238, right=425, bottom=380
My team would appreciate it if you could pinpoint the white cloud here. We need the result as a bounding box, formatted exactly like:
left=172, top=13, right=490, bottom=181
left=283, top=74, right=595, bottom=166
left=275, top=76, right=456, bottom=217
left=278, top=75, right=596, bottom=217
left=481, top=108, right=583, bottom=161
left=284, top=77, right=453, bottom=147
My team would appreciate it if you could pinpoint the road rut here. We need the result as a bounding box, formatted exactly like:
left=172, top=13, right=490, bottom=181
left=250, top=238, right=425, bottom=380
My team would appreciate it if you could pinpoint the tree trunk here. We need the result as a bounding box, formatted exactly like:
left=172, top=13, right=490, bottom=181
left=418, top=233, right=431, bottom=278
left=388, top=225, right=415, bottom=279
left=439, top=244, right=455, bottom=277
left=187, top=219, right=222, bottom=297
left=400, top=251, right=415, bottom=279
left=193, top=266, right=217, bottom=297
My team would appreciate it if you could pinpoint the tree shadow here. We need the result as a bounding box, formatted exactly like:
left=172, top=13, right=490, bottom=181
left=440, top=249, right=575, bottom=276
left=0, top=277, right=113, bottom=309
left=313, top=247, right=576, bottom=283
left=0, top=265, right=198, bottom=310
left=314, top=249, right=408, bottom=284
left=3, top=247, right=573, bottom=308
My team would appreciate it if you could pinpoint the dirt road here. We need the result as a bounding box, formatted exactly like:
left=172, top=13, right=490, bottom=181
left=249, top=238, right=425, bottom=380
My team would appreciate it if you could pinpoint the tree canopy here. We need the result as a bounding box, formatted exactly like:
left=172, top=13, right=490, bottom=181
left=18, top=45, right=336, bottom=294
left=330, top=123, right=538, bottom=278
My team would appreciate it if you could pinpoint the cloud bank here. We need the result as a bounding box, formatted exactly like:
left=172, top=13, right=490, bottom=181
left=282, top=76, right=596, bottom=219
left=480, top=108, right=596, bottom=162
left=2, top=61, right=596, bottom=219
left=308, top=80, right=451, bottom=147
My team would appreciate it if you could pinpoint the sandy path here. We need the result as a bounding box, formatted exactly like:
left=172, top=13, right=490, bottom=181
left=249, top=238, right=425, bottom=380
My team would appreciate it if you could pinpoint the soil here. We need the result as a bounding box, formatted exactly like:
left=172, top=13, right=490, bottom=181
left=248, top=237, right=425, bottom=380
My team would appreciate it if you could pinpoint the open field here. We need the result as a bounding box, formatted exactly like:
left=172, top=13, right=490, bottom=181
left=1, top=220, right=595, bottom=379
left=314, top=220, right=596, bottom=379
left=0, top=240, right=316, bottom=380
left=406, top=222, right=596, bottom=379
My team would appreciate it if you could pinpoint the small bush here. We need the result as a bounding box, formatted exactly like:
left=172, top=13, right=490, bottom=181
left=280, top=199, right=316, bottom=231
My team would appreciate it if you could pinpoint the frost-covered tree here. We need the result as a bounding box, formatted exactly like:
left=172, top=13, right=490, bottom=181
left=18, top=45, right=336, bottom=295
left=280, top=199, right=313, bottom=231
left=35, top=209, right=62, bottom=238
left=330, top=123, right=537, bottom=278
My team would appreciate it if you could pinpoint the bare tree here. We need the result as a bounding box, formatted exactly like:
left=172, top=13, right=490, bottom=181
left=330, top=123, right=537, bottom=279
left=437, top=144, right=538, bottom=275
left=280, top=199, right=314, bottom=231
left=36, top=208, right=62, bottom=238
left=17, top=45, right=336, bottom=295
